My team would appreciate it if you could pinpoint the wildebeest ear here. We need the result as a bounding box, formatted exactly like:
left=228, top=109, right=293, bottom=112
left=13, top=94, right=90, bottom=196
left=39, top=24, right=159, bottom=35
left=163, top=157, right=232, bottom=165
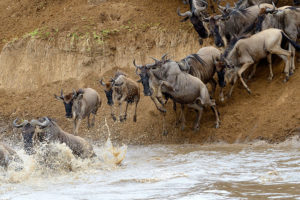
left=54, top=94, right=64, bottom=101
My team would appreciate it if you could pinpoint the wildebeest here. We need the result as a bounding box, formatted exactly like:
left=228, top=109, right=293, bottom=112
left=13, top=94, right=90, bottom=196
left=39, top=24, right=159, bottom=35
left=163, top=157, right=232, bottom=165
left=0, top=142, right=22, bottom=169
left=256, top=6, right=300, bottom=74
left=177, top=0, right=209, bottom=41
left=136, top=56, right=220, bottom=133
left=100, top=72, right=140, bottom=122
left=54, top=88, right=101, bottom=134
left=177, top=46, right=223, bottom=98
left=13, top=117, right=95, bottom=159
left=235, top=0, right=277, bottom=9
left=217, top=28, right=300, bottom=98
left=151, top=58, right=220, bottom=132
left=206, top=3, right=274, bottom=47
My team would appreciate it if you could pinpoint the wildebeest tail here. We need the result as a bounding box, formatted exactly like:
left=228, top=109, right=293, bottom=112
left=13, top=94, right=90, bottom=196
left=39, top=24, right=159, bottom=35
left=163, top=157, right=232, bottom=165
left=281, top=31, right=300, bottom=51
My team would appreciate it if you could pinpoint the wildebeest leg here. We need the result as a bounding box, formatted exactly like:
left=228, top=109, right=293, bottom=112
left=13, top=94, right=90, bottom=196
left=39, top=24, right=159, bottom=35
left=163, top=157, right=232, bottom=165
left=74, top=118, right=82, bottom=135
left=110, top=105, right=116, bottom=121
left=179, top=104, right=186, bottom=131
left=227, top=74, right=238, bottom=99
left=208, top=78, right=217, bottom=97
left=267, top=54, right=273, bottom=80
left=87, top=113, right=91, bottom=128
left=133, top=100, right=138, bottom=122
left=269, top=46, right=291, bottom=82
left=162, top=112, right=168, bottom=136
left=123, top=102, right=129, bottom=121
left=150, top=96, right=166, bottom=113
left=193, top=105, right=203, bottom=132
left=247, top=64, right=257, bottom=80
left=91, top=113, right=96, bottom=127
left=237, top=62, right=253, bottom=94
left=209, top=99, right=220, bottom=128
left=219, top=87, right=224, bottom=102
left=289, top=44, right=295, bottom=75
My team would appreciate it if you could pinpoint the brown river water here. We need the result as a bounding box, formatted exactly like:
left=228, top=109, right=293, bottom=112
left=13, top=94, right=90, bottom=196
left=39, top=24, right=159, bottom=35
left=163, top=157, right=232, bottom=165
left=1, top=136, right=300, bottom=200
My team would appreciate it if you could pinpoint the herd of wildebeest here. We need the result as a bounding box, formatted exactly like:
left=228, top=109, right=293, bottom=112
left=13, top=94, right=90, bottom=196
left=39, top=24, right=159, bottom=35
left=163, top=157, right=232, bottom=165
left=1, top=0, right=300, bottom=170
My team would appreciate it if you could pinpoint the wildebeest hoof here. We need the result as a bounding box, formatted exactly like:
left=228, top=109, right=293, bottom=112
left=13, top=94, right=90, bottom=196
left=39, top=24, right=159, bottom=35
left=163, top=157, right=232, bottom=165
left=158, top=107, right=167, bottom=113
left=247, top=89, right=252, bottom=94
left=284, top=77, right=289, bottom=83
left=163, top=130, right=168, bottom=136
left=133, top=115, right=137, bottom=122
left=112, top=116, right=117, bottom=121
left=193, top=126, right=200, bottom=132
left=120, top=117, right=124, bottom=122
left=289, top=71, right=294, bottom=76
left=215, top=123, right=220, bottom=129
left=268, top=76, right=273, bottom=81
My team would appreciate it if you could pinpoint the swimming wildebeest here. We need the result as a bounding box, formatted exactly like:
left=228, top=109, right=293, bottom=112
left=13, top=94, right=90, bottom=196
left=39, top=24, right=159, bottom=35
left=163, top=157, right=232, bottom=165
left=205, top=3, right=274, bottom=47
left=100, top=72, right=140, bottom=122
left=217, top=28, right=300, bottom=99
left=135, top=56, right=220, bottom=133
left=0, top=142, right=22, bottom=170
left=177, top=0, right=209, bottom=42
left=177, top=46, right=223, bottom=98
left=256, top=5, right=300, bottom=74
left=13, top=117, right=95, bottom=159
left=54, top=88, right=101, bottom=134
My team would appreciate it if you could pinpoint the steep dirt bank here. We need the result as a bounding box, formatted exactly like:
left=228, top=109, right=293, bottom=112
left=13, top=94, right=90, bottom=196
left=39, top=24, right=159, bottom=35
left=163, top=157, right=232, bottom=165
left=0, top=0, right=299, bottom=145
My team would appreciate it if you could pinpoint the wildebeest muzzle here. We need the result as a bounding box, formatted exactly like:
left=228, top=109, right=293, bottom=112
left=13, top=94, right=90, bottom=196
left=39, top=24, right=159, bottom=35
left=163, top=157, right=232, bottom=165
left=63, top=102, right=73, bottom=118
left=105, top=89, right=114, bottom=106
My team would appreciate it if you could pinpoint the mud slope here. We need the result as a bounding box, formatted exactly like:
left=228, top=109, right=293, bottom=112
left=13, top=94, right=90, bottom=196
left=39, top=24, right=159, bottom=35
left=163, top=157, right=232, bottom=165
left=0, top=0, right=299, bottom=144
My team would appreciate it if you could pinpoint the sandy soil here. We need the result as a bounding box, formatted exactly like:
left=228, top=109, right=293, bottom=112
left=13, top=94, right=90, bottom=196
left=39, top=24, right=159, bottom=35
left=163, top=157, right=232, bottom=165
left=0, top=0, right=299, bottom=144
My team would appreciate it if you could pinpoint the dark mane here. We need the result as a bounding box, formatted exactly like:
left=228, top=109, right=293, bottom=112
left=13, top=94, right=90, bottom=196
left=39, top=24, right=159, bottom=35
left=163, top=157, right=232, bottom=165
left=187, top=54, right=207, bottom=66
left=255, top=14, right=266, bottom=33
left=224, top=36, right=247, bottom=58
left=222, top=7, right=249, bottom=19
left=114, top=71, right=127, bottom=79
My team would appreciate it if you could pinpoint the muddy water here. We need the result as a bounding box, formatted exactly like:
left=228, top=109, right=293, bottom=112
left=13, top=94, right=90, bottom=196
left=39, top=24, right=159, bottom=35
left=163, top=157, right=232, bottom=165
left=1, top=138, right=300, bottom=200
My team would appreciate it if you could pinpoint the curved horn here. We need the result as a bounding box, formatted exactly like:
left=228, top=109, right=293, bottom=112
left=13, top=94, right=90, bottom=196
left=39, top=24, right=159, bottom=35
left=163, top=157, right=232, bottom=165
left=177, top=8, right=192, bottom=17
left=195, top=5, right=207, bottom=15
left=133, top=59, right=142, bottom=75
left=150, top=57, right=160, bottom=64
left=30, top=117, right=50, bottom=127
left=161, top=54, right=168, bottom=62
left=218, top=8, right=225, bottom=15
left=72, top=89, right=77, bottom=98
left=99, top=79, right=106, bottom=86
left=218, top=4, right=226, bottom=10
left=265, top=2, right=276, bottom=13
left=13, top=118, right=29, bottom=128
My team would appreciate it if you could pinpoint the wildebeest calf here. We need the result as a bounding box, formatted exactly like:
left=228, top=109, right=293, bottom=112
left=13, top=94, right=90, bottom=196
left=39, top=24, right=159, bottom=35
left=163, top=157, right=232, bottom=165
left=100, top=72, right=140, bottom=122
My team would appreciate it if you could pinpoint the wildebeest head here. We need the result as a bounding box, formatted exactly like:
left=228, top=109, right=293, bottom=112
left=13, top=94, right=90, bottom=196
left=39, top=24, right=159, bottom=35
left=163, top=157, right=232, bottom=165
left=214, top=56, right=227, bottom=88
left=133, top=60, right=152, bottom=96
left=256, top=3, right=277, bottom=32
left=13, top=118, right=51, bottom=154
left=133, top=54, right=168, bottom=96
left=54, top=89, right=76, bottom=118
left=216, top=55, right=237, bottom=86
left=177, top=2, right=209, bottom=39
left=203, top=15, right=225, bottom=47
left=99, top=78, right=114, bottom=105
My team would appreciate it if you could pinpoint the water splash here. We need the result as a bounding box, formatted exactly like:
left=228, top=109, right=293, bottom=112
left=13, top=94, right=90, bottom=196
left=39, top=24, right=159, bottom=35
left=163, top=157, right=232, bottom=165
left=100, top=118, right=127, bottom=166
